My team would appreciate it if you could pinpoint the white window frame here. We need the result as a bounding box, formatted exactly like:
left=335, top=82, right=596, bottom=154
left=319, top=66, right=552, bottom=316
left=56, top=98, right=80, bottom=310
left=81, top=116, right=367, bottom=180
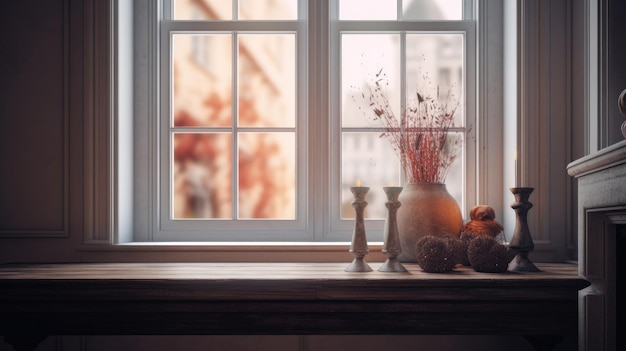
left=116, top=0, right=503, bottom=246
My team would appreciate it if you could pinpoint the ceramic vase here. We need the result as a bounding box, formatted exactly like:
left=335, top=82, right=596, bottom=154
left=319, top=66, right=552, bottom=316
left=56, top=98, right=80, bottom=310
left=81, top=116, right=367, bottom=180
left=396, top=182, right=463, bottom=262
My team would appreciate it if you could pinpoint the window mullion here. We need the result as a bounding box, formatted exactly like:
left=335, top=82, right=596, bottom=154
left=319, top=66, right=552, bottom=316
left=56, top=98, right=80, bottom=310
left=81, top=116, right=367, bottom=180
left=400, top=30, right=407, bottom=185
left=397, top=0, right=402, bottom=20
left=162, top=0, right=172, bottom=20
left=463, top=0, right=475, bottom=20
left=309, top=0, right=330, bottom=240
left=232, top=32, right=239, bottom=221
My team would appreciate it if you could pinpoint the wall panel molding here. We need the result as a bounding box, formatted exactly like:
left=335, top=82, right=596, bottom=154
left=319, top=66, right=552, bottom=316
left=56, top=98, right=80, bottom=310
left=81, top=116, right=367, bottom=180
left=518, top=0, right=573, bottom=261
left=83, top=0, right=114, bottom=244
left=0, top=0, right=70, bottom=238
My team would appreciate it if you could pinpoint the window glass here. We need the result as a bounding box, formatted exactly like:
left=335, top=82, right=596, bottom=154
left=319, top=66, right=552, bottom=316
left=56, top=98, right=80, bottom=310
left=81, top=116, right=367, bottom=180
left=172, top=34, right=232, bottom=127
left=238, top=132, right=296, bottom=219
left=238, top=34, right=296, bottom=128
left=173, top=133, right=232, bottom=219
left=402, top=0, right=463, bottom=20
left=174, top=0, right=298, bottom=20
left=340, top=0, right=397, bottom=20
left=340, top=32, right=466, bottom=219
left=405, top=33, right=464, bottom=126
left=341, top=132, right=401, bottom=219
left=167, top=4, right=299, bottom=224
left=239, top=0, right=298, bottom=20
left=174, top=0, right=232, bottom=20
left=341, top=33, right=400, bottom=128
left=339, top=0, right=464, bottom=21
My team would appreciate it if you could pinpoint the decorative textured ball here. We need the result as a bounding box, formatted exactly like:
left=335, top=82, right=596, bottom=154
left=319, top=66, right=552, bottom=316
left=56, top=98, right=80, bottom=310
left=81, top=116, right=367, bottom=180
left=467, top=236, right=516, bottom=273
left=458, top=233, right=474, bottom=266
left=415, top=235, right=463, bottom=273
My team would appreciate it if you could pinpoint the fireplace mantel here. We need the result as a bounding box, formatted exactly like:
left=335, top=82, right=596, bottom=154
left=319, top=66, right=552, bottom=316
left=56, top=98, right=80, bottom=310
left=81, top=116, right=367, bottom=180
left=567, top=139, right=626, bottom=351
left=568, top=140, right=626, bottom=179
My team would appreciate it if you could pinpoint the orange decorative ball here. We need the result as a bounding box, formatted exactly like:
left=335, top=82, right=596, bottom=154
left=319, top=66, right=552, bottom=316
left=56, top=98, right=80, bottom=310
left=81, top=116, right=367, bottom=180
left=460, top=205, right=504, bottom=238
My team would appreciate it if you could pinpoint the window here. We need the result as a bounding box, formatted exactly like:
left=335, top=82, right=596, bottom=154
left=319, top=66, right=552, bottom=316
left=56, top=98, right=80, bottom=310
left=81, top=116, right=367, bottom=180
left=157, top=0, right=306, bottom=241
left=330, top=1, right=476, bottom=229
left=127, top=0, right=484, bottom=243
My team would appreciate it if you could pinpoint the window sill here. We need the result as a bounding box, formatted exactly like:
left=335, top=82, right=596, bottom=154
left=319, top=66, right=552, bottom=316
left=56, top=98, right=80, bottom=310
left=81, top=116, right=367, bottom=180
left=78, top=242, right=386, bottom=262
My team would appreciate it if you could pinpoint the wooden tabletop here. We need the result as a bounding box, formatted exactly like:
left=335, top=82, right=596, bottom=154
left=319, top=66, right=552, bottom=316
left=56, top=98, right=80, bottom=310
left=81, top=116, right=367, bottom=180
left=0, top=262, right=581, bottom=281
left=0, top=262, right=589, bottom=336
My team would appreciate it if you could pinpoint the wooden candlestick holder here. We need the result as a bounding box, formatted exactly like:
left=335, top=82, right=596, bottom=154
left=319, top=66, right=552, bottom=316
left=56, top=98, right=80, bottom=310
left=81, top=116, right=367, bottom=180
left=508, top=187, right=540, bottom=272
left=378, top=186, right=407, bottom=272
left=345, top=186, right=373, bottom=272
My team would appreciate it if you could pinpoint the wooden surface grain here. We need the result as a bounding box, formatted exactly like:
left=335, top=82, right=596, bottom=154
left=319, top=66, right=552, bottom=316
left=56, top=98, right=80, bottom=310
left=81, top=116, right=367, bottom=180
left=0, top=262, right=581, bottom=280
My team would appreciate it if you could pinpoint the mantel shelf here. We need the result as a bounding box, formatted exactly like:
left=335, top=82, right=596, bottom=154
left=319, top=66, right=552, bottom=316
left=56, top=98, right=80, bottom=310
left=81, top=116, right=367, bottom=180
left=567, top=139, right=626, bottom=177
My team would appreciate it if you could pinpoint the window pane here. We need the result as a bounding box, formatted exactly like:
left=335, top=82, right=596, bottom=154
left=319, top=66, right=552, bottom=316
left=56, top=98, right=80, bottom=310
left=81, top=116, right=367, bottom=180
left=340, top=0, right=397, bottom=20
left=238, top=34, right=296, bottom=128
left=238, top=133, right=296, bottom=219
left=172, top=34, right=232, bottom=127
left=173, top=133, right=233, bottom=219
left=341, top=132, right=401, bottom=220
left=174, top=0, right=232, bottom=20
left=402, top=0, right=463, bottom=20
left=440, top=131, right=464, bottom=208
left=341, top=34, right=400, bottom=128
left=174, top=0, right=298, bottom=20
left=406, top=33, right=464, bottom=126
left=239, top=0, right=298, bottom=20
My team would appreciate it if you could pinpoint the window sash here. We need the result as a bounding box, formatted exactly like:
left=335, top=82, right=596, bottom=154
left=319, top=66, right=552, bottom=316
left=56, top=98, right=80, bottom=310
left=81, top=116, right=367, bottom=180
left=326, top=19, right=476, bottom=241
left=157, top=19, right=309, bottom=241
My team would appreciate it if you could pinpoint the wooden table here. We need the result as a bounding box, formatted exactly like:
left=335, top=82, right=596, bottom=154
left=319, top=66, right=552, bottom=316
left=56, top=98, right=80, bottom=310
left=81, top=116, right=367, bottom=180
left=0, top=263, right=588, bottom=349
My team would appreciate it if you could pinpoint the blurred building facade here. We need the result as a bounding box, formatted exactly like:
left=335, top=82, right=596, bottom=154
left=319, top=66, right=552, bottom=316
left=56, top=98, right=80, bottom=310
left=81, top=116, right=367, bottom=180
left=171, top=0, right=296, bottom=220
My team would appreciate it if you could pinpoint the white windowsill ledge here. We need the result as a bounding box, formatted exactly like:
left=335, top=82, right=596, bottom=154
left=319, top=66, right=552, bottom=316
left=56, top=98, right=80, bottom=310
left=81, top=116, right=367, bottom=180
left=78, top=242, right=387, bottom=263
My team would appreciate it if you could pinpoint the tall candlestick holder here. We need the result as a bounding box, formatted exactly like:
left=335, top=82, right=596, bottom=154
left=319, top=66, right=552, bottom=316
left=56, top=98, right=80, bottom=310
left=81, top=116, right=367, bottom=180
left=378, top=186, right=407, bottom=272
left=508, top=187, right=540, bottom=272
left=345, top=186, right=373, bottom=272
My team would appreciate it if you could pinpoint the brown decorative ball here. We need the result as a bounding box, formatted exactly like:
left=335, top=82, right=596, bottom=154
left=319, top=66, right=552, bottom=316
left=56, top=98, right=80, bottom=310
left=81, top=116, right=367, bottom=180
left=415, top=235, right=463, bottom=273
left=458, top=233, right=474, bottom=266
left=467, top=236, right=516, bottom=273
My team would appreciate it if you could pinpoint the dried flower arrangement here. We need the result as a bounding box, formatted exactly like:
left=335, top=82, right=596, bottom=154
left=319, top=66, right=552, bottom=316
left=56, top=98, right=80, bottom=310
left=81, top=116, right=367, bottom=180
left=358, top=69, right=462, bottom=183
